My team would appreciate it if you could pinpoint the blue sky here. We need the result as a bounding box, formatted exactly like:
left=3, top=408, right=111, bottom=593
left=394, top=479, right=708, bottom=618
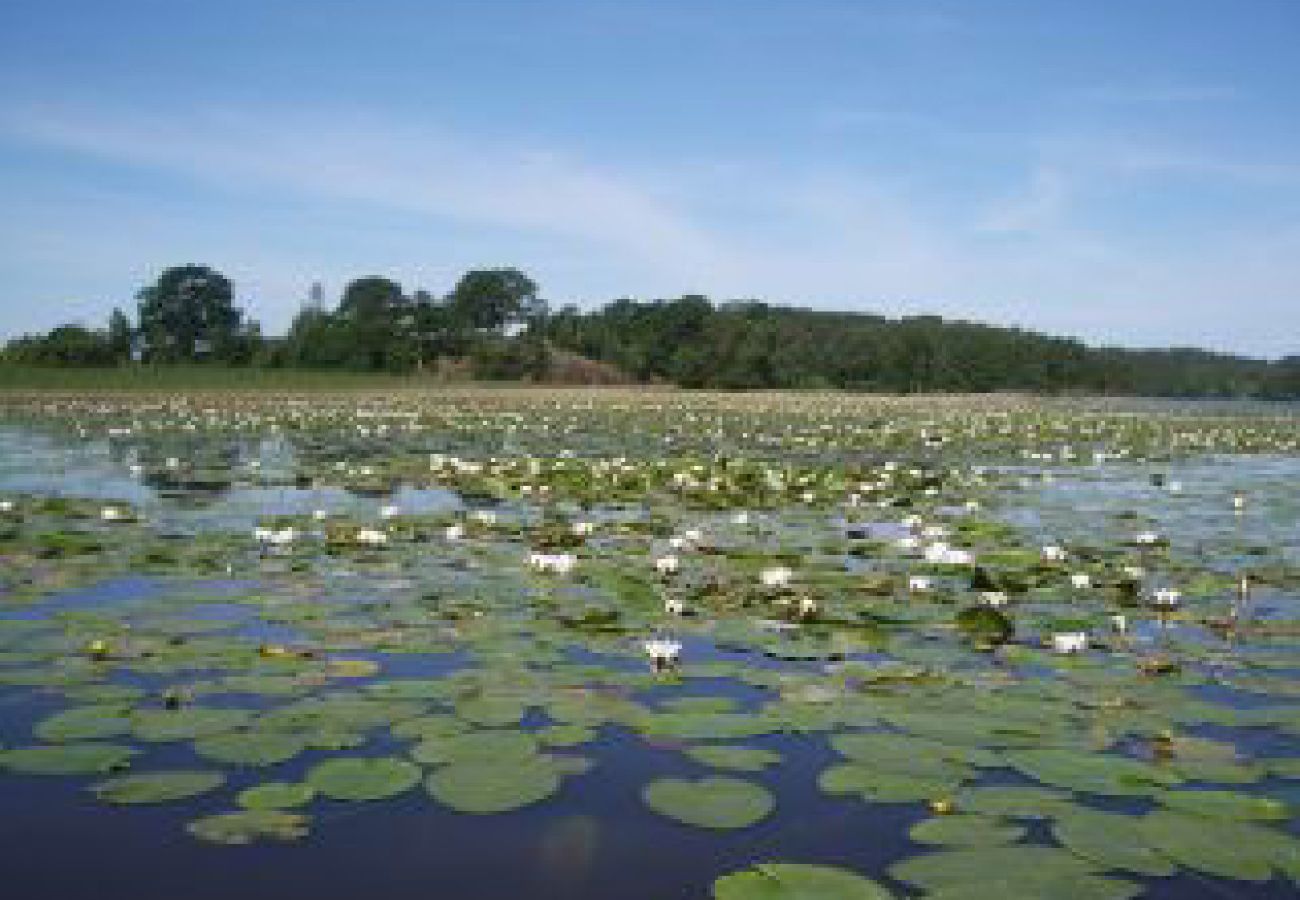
left=1, top=0, right=1297, bottom=356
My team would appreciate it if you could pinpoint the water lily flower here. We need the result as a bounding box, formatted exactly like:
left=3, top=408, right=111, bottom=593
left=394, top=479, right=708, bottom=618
left=731, top=511, right=750, bottom=525
left=643, top=637, right=682, bottom=673
left=0, top=500, right=12, bottom=512
left=760, top=566, right=793, bottom=589
left=1052, top=631, right=1088, bottom=654
left=1232, top=493, right=1246, bottom=511
left=1070, top=573, right=1092, bottom=589
left=1123, top=565, right=1145, bottom=579
left=379, top=504, right=401, bottom=519
left=444, top=524, right=465, bottom=541
left=664, top=596, right=686, bottom=616
left=471, top=509, right=497, bottom=525
left=1134, top=531, right=1161, bottom=545
left=100, top=506, right=127, bottom=522
left=980, top=591, right=1008, bottom=608
left=356, top=527, right=388, bottom=546
left=908, top=575, right=932, bottom=593
left=1151, top=588, right=1182, bottom=609
left=797, top=595, right=819, bottom=618
left=1041, top=545, right=1067, bottom=562
left=655, top=555, right=680, bottom=576
left=1110, top=614, right=1128, bottom=634
left=312, top=509, right=329, bottom=521
left=528, top=552, right=576, bottom=575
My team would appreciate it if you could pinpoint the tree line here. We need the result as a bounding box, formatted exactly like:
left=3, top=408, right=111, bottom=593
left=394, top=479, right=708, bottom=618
left=3, top=264, right=1296, bottom=398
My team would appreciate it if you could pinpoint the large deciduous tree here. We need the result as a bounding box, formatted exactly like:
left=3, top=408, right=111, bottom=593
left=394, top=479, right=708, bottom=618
left=448, top=268, right=542, bottom=331
left=136, top=265, right=241, bottom=362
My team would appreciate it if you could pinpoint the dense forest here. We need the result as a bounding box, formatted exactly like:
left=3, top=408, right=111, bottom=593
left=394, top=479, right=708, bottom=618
left=2, top=264, right=1297, bottom=398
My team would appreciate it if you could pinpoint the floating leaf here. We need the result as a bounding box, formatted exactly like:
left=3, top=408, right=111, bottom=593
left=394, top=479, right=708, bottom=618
left=1007, top=748, right=1179, bottom=796
left=131, top=707, right=253, bottom=742
left=92, top=770, right=225, bottom=804
left=713, top=863, right=894, bottom=899
left=193, top=730, right=307, bottom=767
left=33, top=704, right=132, bottom=742
left=685, top=744, right=782, bottom=772
left=910, top=814, right=1026, bottom=847
left=643, top=776, right=774, bottom=829
left=1051, top=808, right=1176, bottom=877
left=425, top=755, right=562, bottom=813
left=306, top=756, right=421, bottom=801
left=187, top=809, right=310, bottom=845
left=1138, top=810, right=1295, bottom=881
left=889, top=846, right=1138, bottom=899
left=411, top=729, right=540, bottom=765
left=1157, top=789, right=1289, bottom=821
left=237, top=781, right=316, bottom=810
left=0, top=742, right=136, bottom=775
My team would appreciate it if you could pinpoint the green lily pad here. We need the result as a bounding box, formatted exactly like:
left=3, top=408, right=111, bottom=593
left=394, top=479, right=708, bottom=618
left=411, top=729, right=540, bottom=765
left=954, top=785, right=1076, bottom=819
left=1138, top=810, right=1296, bottom=880
left=0, top=742, right=137, bottom=775
left=425, top=755, right=563, bottom=813
left=1007, top=748, right=1179, bottom=796
left=685, top=744, right=782, bottom=772
left=193, top=730, right=307, bottom=767
left=92, top=769, right=226, bottom=804
left=910, top=814, right=1026, bottom=847
left=237, top=781, right=317, bottom=810
left=306, top=756, right=421, bottom=801
left=33, top=704, right=131, bottom=742
left=819, top=762, right=960, bottom=803
left=131, top=707, right=254, bottom=742
left=187, top=809, right=311, bottom=845
left=713, top=863, right=894, bottom=899
left=889, top=847, right=1138, bottom=899
left=643, top=776, right=774, bottom=829
left=1157, top=789, right=1289, bottom=821
left=1051, top=808, right=1177, bottom=877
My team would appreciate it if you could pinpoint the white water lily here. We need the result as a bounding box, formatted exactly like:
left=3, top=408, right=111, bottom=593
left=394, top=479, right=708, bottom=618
left=925, top=542, right=973, bottom=565
left=444, top=524, right=465, bottom=541
left=797, top=595, right=819, bottom=618
left=896, top=535, right=920, bottom=551
left=1134, top=531, right=1161, bottom=545
left=356, top=527, right=388, bottom=546
left=908, top=575, right=932, bottom=593
left=664, top=597, right=686, bottom=616
left=1041, top=545, right=1067, bottom=562
left=379, top=504, right=400, bottom=519
left=312, top=509, right=329, bottom=521
left=731, top=511, right=750, bottom=525
left=760, top=566, right=793, bottom=589
left=1151, top=587, right=1182, bottom=609
left=655, top=555, right=680, bottom=576
left=643, top=637, right=682, bottom=672
left=571, top=520, right=595, bottom=537
left=471, top=509, right=497, bottom=525
left=1232, top=493, right=1246, bottom=511
left=979, top=591, right=1008, bottom=608
left=1052, top=631, right=1088, bottom=654
left=528, top=552, right=576, bottom=575
left=1110, top=614, right=1128, bottom=634
left=1123, top=565, right=1145, bottom=579
left=1070, top=573, right=1092, bottom=589
left=0, top=500, right=12, bottom=512
left=100, top=506, right=126, bottom=522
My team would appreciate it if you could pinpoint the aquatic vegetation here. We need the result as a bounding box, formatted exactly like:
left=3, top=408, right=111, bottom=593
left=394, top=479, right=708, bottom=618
left=0, top=389, right=1297, bottom=895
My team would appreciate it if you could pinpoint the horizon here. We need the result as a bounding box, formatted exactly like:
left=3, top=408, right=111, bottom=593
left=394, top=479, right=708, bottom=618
left=2, top=1, right=1298, bottom=359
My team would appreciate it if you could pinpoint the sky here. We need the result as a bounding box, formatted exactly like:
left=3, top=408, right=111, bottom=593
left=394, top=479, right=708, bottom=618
left=1, top=0, right=1297, bottom=357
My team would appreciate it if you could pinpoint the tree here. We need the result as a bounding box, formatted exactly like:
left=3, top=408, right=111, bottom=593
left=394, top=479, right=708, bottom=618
left=447, top=268, right=541, bottom=331
left=106, top=308, right=133, bottom=363
left=136, top=265, right=241, bottom=362
left=337, top=276, right=408, bottom=370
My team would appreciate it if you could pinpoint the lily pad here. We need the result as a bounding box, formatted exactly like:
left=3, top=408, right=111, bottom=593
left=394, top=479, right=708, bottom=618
left=1051, top=808, right=1177, bottom=877
left=237, top=781, right=316, bottom=810
left=1006, top=748, right=1179, bottom=796
left=187, top=809, right=311, bottom=845
left=92, top=770, right=225, bottom=804
left=33, top=704, right=131, bottom=742
left=713, top=863, right=894, bottom=899
left=131, top=707, right=254, bottom=742
left=425, top=755, right=562, bottom=813
left=306, top=756, right=421, bottom=801
left=1157, top=789, right=1289, bottom=821
left=889, top=846, right=1139, bottom=899
left=910, top=814, right=1026, bottom=847
left=686, top=744, right=782, bottom=772
left=193, top=730, right=307, bottom=767
left=0, top=742, right=137, bottom=775
left=643, top=776, right=774, bottom=829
